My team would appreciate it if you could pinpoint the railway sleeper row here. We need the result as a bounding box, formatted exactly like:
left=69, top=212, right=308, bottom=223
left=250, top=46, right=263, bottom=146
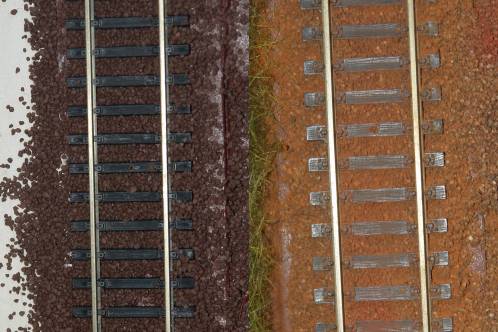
left=304, top=53, right=441, bottom=74
left=315, top=318, right=453, bottom=332
left=308, top=152, right=445, bottom=172
left=72, top=277, right=194, bottom=289
left=302, top=22, right=438, bottom=41
left=67, top=104, right=192, bottom=117
left=69, top=161, right=192, bottom=174
left=72, top=307, right=195, bottom=319
left=71, top=219, right=193, bottom=232
left=312, top=251, right=449, bottom=270
left=65, top=16, right=189, bottom=30
left=67, top=44, right=191, bottom=59
left=309, top=185, right=446, bottom=205
left=301, top=1, right=452, bottom=331
left=306, top=120, right=444, bottom=140
left=312, top=218, right=448, bottom=237
left=67, top=74, right=189, bottom=88
left=69, top=191, right=193, bottom=203
left=68, top=133, right=192, bottom=144
left=301, top=0, right=427, bottom=9
left=65, top=3, right=195, bottom=324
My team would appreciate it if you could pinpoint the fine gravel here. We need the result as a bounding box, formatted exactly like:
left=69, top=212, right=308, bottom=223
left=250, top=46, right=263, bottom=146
left=1, top=0, right=249, bottom=331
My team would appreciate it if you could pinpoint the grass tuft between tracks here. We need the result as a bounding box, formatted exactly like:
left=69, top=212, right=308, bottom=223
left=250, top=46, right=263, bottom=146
left=249, top=0, right=278, bottom=331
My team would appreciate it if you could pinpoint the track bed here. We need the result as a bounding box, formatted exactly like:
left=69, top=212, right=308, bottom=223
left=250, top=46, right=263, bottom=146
left=1, top=0, right=249, bottom=331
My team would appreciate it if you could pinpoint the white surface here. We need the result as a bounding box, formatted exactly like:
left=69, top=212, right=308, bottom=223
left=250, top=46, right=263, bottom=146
left=0, top=1, right=34, bottom=330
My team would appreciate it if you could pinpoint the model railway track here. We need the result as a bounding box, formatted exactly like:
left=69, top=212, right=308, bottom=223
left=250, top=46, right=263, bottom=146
left=301, top=1, right=452, bottom=331
left=66, top=0, right=193, bottom=330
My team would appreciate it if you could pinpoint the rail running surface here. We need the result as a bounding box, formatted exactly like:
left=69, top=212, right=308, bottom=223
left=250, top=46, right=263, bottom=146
left=303, top=0, right=453, bottom=331
left=68, top=0, right=193, bottom=331
left=321, top=1, right=344, bottom=331
left=83, top=0, right=100, bottom=330
left=407, top=0, right=431, bottom=330
left=158, top=0, right=172, bottom=330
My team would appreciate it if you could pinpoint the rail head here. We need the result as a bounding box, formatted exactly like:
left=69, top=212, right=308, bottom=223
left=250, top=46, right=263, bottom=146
left=158, top=0, right=173, bottom=331
left=83, top=0, right=101, bottom=331
left=407, top=0, right=432, bottom=331
left=321, top=1, right=345, bottom=331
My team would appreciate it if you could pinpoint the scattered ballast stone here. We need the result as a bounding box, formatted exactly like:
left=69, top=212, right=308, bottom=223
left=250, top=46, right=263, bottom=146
left=0, top=2, right=35, bottom=330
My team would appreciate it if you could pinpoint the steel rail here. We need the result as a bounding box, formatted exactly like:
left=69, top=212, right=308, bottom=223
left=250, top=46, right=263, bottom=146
left=158, top=0, right=173, bottom=331
left=407, top=1, right=431, bottom=331
left=84, top=0, right=101, bottom=331
left=322, top=1, right=345, bottom=331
